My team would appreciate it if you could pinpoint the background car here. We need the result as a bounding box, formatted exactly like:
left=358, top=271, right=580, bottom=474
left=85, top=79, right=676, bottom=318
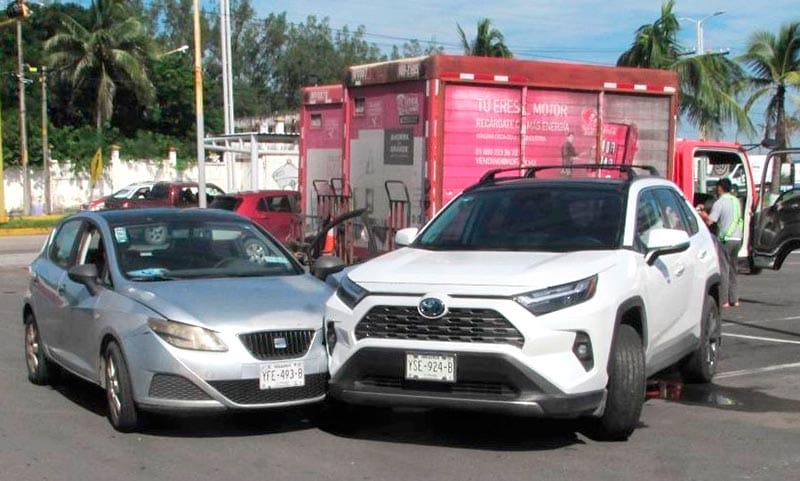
left=80, top=181, right=155, bottom=211
left=324, top=165, right=721, bottom=441
left=209, top=190, right=301, bottom=244
left=103, top=181, right=225, bottom=210
left=23, top=208, right=343, bottom=432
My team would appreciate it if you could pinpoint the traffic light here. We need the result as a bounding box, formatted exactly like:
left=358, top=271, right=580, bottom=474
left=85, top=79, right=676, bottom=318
left=5, top=1, right=30, bottom=19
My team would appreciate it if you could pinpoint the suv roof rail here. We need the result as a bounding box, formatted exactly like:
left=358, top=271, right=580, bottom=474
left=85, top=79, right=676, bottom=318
left=476, top=163, right=660, bottom=186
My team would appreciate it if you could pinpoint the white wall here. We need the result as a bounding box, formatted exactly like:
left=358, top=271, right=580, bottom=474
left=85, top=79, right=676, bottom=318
left=2, top=142, right=299, bottom=215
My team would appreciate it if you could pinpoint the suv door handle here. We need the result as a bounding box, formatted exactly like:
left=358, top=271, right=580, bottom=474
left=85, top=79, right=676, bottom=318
left=698, top=250, right=709, bottom=261
left=675, top=265, right=686, bottom=277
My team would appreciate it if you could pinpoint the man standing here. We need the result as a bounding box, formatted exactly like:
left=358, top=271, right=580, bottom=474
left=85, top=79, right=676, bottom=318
left=698, top=178, right=743, bottom=307
left=561, top=132, right=578, bottom=176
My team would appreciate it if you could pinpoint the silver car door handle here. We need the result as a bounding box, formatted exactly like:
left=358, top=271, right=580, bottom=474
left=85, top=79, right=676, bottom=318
left=57, top=284, right=66, bottom=295
left=698, top=250, right=709, bottom=261
left=675, top=265, right=686, bottom=277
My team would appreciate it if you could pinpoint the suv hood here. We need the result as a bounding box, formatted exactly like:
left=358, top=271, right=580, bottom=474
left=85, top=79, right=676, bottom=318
left=349, top=248, right=623, bottom=294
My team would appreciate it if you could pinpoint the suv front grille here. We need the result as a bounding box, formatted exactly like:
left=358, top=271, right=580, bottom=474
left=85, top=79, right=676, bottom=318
left=239, top=329, right=315, bottom=360
left=355, top=306, right=524, bottom=347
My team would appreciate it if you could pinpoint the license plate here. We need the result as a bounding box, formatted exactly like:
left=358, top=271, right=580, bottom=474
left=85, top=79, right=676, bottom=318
left=259, top=361, right=305, bottom=390
left=405, top=353, right=456, bottom=383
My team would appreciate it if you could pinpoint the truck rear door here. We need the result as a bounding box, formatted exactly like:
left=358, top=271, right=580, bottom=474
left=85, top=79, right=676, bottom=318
left=752, top=149, right=800, bottom=270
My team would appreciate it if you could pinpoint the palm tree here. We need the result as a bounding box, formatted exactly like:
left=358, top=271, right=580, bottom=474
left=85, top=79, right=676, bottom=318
left=44, top=0, right=156, bottom=133
left=740, top=22, right=800, bottom=150
left=617, top=0, right=751, bottom=139
left=740, top=22, right=800, bottom=195
left=457, top=18, right=512, bottom=58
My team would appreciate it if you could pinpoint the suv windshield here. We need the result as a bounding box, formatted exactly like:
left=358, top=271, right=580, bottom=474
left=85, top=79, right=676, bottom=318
left=112, top=219, right=302, bottom=280
left=414, top=185, right=625, bottom=251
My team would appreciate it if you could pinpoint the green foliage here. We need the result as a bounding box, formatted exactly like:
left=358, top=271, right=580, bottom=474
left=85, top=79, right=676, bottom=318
left=45, top=0, right=156, bottom=130
left=457, top=18, right=512, bottom=58
left=740, top=22, right=800, bottom=149
left=617, top=0, right=752, bottom=138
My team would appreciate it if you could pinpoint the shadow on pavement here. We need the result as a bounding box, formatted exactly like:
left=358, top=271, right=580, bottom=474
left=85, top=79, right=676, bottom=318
left=650, top=379, right=800, bottom=414
left=318, top=406, right=591, bottom=451
left=48, top=368, right=317, bottom=438
left=722, top=319, right=800, bottom=339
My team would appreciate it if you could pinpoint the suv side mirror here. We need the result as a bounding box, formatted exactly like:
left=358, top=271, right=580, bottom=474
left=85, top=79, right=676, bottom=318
left=642, top=228, right=691, bottom=266
left=68, top=263, right=101, bottom=296
left=395, top=227, right=419, bottom=247
left=312, top=255, right=345, bottom=280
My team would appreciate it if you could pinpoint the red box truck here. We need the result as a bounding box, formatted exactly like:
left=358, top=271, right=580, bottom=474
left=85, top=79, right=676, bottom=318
left=300, top=55, right=797, bottom=270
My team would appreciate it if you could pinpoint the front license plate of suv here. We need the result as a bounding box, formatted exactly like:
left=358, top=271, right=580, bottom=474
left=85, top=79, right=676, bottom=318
left=259, top=361, right=305, bottom=389
left=405, top=353, right=456, bottom=382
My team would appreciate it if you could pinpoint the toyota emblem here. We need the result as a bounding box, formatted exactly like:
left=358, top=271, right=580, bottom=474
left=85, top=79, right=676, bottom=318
left=418, top=297, right=447, bottom=319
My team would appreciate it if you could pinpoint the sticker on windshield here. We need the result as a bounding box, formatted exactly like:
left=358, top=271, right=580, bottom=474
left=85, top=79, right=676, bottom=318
left=127, top=268, right=167, bottom=277
left=263, top=256, right=291, bottom=264
left=114, top=227, right=129, bottom=243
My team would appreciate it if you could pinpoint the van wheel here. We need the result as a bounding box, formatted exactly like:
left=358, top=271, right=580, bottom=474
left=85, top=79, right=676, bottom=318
left=104, top=342, right=140, bottom=432
left=587, top=324, right=645, bottom=441
left=681, top=295, right=721, bottom=383
left=24, top=313, right=51, bottom=385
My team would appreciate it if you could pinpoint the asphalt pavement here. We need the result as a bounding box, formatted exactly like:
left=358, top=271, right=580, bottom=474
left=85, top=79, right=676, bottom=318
left=0, top=236, right=797, bottom=481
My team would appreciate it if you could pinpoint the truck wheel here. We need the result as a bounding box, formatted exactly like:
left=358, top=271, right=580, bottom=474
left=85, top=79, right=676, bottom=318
left=24, top=313, right=51, bottom=385
left=681, top=295, right=720, bottom=383
left=104, top=342, right=140, bottom=432
left=588, top=324, right=645, bottom=441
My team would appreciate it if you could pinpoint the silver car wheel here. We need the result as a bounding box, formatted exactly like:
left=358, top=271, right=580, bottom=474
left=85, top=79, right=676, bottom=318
left=105, top=354, right=122, bottom=421
left=25, top=323, right=39, bottom=373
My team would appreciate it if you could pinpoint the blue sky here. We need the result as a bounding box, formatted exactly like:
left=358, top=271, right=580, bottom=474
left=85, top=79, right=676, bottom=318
left=253, top=0, right=798, bottom=142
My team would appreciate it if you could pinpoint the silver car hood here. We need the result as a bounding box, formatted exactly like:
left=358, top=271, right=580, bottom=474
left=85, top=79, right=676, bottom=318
left=121, top=274, right=331, bottom=332
left=349, top=248, right=622, bottom=293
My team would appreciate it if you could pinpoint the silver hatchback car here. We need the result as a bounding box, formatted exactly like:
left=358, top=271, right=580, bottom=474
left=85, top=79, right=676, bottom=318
left=23, top=208, right=342, bottom=431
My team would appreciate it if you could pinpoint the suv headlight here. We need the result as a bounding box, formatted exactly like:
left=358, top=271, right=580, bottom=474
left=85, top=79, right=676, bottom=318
left=514, top=275, right=597, bottom=316
left=147, top=318, right=228, bottom=351
left=336, top=275, right=368, bottom=309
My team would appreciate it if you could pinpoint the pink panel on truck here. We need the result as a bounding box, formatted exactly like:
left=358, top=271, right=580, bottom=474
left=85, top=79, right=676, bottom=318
left=442, top=85, right=522, bottom=203
left=524, top=90, right=599, bottom=175
left=303, top=103, right=344, bottom=216
left=347, top=82, right=427, bottom=236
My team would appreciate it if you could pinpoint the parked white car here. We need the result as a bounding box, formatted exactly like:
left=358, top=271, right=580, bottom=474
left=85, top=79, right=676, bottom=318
left=324, top=166, right=721, bottom=440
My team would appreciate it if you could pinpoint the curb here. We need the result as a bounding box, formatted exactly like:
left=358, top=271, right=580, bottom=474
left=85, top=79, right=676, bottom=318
left=0, top=227, right=53, bottom=236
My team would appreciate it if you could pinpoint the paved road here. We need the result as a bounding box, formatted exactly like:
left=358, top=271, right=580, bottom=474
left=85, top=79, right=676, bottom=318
left=0, top=236, right=798, bottom=481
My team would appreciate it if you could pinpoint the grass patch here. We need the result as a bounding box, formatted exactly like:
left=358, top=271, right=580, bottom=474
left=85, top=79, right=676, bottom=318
left=1, top=214, right=67, bottom=229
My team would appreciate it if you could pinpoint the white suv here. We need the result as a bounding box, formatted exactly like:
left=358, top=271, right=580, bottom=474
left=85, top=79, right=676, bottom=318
left=324, top=167, right=721, bottom=440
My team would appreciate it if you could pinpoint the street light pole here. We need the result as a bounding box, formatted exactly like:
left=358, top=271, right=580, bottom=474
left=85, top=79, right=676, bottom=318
left=681, top=11, right=725, bottom=55
left=17, top=18, right=30, bottom=216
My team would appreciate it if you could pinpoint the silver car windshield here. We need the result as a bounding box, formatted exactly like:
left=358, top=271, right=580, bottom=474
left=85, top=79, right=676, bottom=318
left=414, top=186, right=625, bottom=252
left=112, top=219, right=301, bottom=280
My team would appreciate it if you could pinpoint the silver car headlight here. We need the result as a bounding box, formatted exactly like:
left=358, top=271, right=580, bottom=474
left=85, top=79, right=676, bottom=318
left=147, top=318, right=228, bottom=352
left=514, top=275, right=598, bottom=316
left=336, top=275, right=368, bottom=309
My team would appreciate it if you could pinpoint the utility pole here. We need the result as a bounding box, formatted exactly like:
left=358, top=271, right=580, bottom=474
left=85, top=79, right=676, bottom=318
left=0, top=89, right=6, bottom=223
left=193, top=0, right=206, bottom=207
left=17, top=13, right=30, bottom=215
left=39, top=65, right=49, bottom=214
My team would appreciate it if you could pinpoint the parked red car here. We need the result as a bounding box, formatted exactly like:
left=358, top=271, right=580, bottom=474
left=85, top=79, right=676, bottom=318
left=209, top=190, right=301, bottom=243
left=104, top=181, right=225, bottom=210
